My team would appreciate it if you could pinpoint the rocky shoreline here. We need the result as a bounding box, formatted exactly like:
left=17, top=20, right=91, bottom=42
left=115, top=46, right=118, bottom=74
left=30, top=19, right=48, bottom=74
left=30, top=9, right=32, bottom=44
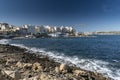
left=0, top=44, right=110, bottom=80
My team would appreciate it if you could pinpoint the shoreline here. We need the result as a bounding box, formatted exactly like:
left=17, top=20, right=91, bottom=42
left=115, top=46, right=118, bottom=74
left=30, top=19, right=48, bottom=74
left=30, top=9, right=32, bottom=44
left=0, top=44, right=109, bottom=80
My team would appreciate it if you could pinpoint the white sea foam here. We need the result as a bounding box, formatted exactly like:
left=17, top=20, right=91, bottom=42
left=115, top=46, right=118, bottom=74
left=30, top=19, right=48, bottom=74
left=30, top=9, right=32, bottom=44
left=0, top=39, right=10, bottom=44
left=2, top=41, right=120, bottom=80
left=10, top=43, right=29, bottom=50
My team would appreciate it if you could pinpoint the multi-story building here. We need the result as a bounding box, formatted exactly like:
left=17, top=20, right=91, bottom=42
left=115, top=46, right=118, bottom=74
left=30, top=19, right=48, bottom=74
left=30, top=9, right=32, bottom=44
left=44, top=25, right=51, bottom=33
left=0, top=23, right=10, bottom=31
left=53, top=26, right=57, bottom=32
left=16, top=27, right=27, bottom=36
left=35, top=26, right=40, bottom=33
left=35, top=25, right=46, bottom=33
left=23, top=25, right=36, bottom=34
left=0, top=23, right=10, bottom=35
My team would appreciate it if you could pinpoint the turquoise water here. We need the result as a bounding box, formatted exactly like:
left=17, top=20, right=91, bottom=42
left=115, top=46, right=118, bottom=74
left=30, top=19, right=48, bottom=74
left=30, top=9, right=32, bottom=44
left=2, top=35, right=120, bottom=80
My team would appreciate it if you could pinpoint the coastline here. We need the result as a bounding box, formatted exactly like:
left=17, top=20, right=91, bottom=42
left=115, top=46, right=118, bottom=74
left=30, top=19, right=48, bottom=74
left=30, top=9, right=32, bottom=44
left=0, top=44, right=109, bottom=80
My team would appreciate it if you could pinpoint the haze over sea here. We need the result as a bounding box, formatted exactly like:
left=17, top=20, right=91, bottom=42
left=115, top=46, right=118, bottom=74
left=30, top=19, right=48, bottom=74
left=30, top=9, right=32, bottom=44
left=0, top=35, right=120, bottom=80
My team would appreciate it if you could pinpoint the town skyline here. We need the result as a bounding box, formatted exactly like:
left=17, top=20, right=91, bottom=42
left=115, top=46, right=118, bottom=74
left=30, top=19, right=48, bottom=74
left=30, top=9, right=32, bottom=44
left=0, top=22, right=81, bottom=39
left=0, top=0, right=120, bottom=32
left=1, top=22, right=120, bottom=33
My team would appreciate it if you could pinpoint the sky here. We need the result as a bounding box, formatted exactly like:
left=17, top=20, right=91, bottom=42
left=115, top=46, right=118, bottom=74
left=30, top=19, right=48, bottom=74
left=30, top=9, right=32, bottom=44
left=0, top=0, right=120, bottom=32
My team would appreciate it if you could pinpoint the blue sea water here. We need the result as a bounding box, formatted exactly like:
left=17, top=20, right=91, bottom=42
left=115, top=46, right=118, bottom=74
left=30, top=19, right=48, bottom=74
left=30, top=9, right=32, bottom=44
left=0, top=35, right=120, bottom=80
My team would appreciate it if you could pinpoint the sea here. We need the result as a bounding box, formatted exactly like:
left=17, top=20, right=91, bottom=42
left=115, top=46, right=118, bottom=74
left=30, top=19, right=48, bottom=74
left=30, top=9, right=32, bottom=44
left=0, top=35, right=120, bottom=80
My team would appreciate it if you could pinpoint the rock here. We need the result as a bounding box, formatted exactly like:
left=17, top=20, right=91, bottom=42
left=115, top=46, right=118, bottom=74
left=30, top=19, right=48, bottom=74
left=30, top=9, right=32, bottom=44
left=16, top=61, right=24, bottom=68
left=55, top=66, right=60, bottom=73
left=0, top=58, right=6, bottom=64
left=6, top=58, right=16, bottom=65
left=16, top=61, right=32, bottom=69
left=28, top=74, right=32, bottom=78
left=40, top=73, right=49, bottom=80
left=2, top=70, right=21, bottom=80
left=23, top=63, right=32, bottom=69
left=32, top=62, right=43, bottom=72
left=40, top=73, right=59, bottom=80
left=0, top=47, right=5, bottom=52
left=59, top=63, right=69, bottom=73
left=74, top=70, right=87, bottom=76
left=91, top=72, right=109, bottom=80
left=22, top=76, right=39, bottom=80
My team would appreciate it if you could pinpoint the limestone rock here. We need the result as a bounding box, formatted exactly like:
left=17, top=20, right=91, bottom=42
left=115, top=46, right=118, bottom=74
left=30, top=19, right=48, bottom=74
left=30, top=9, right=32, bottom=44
left=74, top=70, right=87, bottom=76
left=40, top=73, right=59, bottom=80
left=2, top=70, right=21, bottom=80
left=59, top=63, right=69, bottom=73
left=40, top=73, right=49, bottom=80
left=22, top=76, right=39, bottom=80
left=16, top=61, right=32, bottom=69
left=55, top=66, right=60, bottom=73
left=6, top=58, right=16, bottom=65
left=32, top=62, right=43, bottom=72
left=16, top=61, right=23, bottom=68
left=23, top=63, right=32, bottom=69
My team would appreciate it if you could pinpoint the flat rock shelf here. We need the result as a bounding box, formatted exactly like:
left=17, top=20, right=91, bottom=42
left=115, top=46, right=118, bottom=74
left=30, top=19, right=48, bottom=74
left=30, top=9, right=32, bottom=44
left=0, top=44, right=110, bottom=80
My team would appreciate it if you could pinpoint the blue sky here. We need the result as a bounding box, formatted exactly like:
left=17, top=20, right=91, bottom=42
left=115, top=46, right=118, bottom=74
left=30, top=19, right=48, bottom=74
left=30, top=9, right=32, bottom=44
left=0, top=0, right=120, bottom=32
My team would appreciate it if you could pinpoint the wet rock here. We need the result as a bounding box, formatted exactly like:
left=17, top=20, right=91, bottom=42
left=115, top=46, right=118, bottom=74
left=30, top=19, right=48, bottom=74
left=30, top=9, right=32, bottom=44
left=32, top=62, right=43, bottom=72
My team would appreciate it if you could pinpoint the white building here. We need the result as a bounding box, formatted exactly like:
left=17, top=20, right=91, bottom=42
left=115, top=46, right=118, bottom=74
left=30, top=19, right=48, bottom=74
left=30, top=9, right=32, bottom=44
left=44, top=25, right=51, bottom=33
left=53, top=26, right=57, bottom=32
left=22, top=25, right=36, bottom=34
left=35, top=25, right=45, bottom=33
left=60, top=26, right=64, bottom=31
left=0, top=23, right=10, bottom=31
